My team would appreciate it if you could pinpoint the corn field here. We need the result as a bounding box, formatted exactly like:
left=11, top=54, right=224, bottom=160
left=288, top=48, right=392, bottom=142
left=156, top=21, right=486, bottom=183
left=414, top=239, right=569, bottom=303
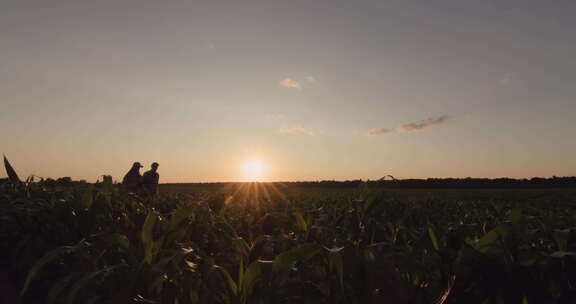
left=1, top=157, right=576, bottom=304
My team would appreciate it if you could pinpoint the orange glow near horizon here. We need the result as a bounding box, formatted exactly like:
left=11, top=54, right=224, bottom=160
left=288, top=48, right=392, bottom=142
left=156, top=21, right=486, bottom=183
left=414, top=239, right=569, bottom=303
left=242, top=157, right=265, bottom=181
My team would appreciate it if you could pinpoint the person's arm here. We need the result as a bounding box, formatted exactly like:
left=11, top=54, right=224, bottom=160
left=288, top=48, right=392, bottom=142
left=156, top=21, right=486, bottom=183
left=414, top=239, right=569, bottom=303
left=154, top=173, right=160, bottom=195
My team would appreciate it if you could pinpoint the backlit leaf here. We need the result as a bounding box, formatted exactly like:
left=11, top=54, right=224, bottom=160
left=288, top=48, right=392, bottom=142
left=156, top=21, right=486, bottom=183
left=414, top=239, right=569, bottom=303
left=3, top=155, right=21, bottom=185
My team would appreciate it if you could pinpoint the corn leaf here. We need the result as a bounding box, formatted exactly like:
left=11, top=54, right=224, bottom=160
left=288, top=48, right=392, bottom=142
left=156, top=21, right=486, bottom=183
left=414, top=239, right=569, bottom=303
left=3, top=155, right=21, bottom=184
left=21, top=241, right=88, bottom=296
left=80, top=185, right=94, bottom=210
left=476, top=225, right=510, bottom=253
left=168, top=205, right=195, bottom=232
left=273, top=243, right=321, bottom=273
left=241, top=260, right=261, bottom=300
left=428, top=227, right=440, bottom=251
left=141, top=212, right=158, bottom=264
left=101, top=233, right=130, bottom=252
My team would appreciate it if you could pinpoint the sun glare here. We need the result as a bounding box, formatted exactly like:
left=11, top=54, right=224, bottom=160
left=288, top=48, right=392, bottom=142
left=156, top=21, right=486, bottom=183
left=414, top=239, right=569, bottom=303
left=243, top=157, right=265, bottom=181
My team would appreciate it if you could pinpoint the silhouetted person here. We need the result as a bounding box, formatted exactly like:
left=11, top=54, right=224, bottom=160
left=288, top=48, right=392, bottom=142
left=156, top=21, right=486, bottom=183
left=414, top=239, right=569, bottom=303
left=142, top=162, right=159, bottom=197
left=122, top=162, right=143, bottom=192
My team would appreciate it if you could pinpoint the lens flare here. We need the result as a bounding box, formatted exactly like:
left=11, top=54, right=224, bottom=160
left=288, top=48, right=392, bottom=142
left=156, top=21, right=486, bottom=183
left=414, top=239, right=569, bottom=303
left=243, top=157, right=265, bottom=181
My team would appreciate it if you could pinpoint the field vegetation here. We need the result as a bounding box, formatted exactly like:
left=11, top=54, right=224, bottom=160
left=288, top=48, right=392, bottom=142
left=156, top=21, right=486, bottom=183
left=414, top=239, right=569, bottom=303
left=2, top=157, right=576, bottom=303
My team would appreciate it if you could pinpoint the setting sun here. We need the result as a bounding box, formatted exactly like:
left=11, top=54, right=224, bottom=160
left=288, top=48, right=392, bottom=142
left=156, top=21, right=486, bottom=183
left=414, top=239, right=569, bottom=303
left=242, top=157, right=265, bottom=181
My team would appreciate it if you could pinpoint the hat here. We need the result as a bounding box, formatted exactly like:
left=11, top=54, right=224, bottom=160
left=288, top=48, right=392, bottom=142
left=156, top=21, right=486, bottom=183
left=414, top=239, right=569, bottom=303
left=133, top=162, right=144, bottom=168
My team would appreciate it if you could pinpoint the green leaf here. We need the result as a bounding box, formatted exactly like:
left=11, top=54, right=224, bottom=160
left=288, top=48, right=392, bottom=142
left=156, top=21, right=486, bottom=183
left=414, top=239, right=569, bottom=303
left=189, top=290, right=200, bottom=304
left=324, top=246, right=345, bottom=287
left=508, top=208, right=523, bottom=224
left=102, top=233, right=130, bottom=252
left=273, top=243, right=321, bottom=273
left=324, top=246, right=345, bottom=253
left=164, top=227, right=188, bottom=247
left=233, top=237, right=251, bottom=259
left=141, top=212, right=157, bottom=246
left=141, top=212, right=158, bottom=264
left=550, top=251, right=576, bottom=258
left=363, top=196, right=376, bottom=214
left=553, top=229, right=570, bottom=252
left=210, top=265, right=238, bottom=296
left=363, top=249, right=376, bottom=263
left=428, top=227, right=440, bottom=251
left=327, top=251, right=344, bottom=288
left=238, top=258, right=244, bottom=291
left=293, top=210, right=308, bottom=232
left=150, top=272, right=168, bottom=296
left=80, top=185, right=94, bottom=210
left=3, top=155, right=21, bottom=185
left=168, top=205, right=195, bottom=232
left=21, top=241, right=88, bottom=295
left=241, top=261, right=261, bottom=299
left=476, top=225, right=510, bottom=253
left=66, top=269, right=111, bottom=304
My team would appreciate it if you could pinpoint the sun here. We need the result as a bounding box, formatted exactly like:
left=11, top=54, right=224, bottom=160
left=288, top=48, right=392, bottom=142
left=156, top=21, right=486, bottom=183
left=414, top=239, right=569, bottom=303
left=242, top=157, right=265, bottom=181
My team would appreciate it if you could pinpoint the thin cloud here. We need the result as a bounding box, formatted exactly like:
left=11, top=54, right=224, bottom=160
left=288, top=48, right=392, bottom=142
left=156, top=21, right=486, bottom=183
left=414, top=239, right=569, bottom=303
left=397, top=115, right=451, bottom=132
left=368, top=128, right=393, bottom=136
left=305, top=76, right=316, bottom=83
left=279, top=124, right=323, bottom=136
left=368, top=115, right=452, bottom=136
left=279, top=78, right=302, bottom=90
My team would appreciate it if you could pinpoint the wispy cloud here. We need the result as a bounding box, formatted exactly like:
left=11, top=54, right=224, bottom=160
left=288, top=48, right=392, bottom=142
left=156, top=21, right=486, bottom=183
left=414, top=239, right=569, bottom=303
left=279, top=75, right=318, bottom=90
left=368, top=115, right=452, bottom=136
left=368, top=128, right=393, bottom=136
left=279, top=78, right=302, bottom=90
left=397, top=115, right=451, bottom=132
left=305, top=76, right=316, bottom=83
left=279, top=124, right=323, bottom=136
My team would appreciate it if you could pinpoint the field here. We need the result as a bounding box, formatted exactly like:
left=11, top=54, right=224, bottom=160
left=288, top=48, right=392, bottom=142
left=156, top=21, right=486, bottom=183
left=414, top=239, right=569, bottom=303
left=161, top=183, right=576, bottom=205
left=2, top=170, right=576, bottom=303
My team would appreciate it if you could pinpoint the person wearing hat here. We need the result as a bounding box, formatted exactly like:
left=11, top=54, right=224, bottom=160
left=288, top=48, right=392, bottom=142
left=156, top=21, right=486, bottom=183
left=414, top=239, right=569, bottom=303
left=142, top=162, right=160, bottom=197
left=122, top=162, right=143, bottom=192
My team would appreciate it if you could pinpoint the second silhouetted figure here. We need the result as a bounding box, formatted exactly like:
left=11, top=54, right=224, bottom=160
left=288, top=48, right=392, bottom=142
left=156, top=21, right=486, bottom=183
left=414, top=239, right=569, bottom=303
left=142, top=162, right=160, bottom=197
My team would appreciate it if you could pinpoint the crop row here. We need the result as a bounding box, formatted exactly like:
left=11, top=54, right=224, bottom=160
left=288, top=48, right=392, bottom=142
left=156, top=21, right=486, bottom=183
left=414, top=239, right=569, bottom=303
left=1, top=159, right=575, bottom=303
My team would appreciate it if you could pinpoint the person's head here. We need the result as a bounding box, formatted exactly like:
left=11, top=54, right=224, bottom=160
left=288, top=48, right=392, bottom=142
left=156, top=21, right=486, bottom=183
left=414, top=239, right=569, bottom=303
left=132, top=162, right=143, bottom=170
left=151, top=162, right=159, bottom=172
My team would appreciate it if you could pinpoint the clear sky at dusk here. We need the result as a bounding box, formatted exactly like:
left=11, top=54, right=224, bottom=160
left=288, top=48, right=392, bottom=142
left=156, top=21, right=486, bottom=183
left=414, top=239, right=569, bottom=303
left=1, top=0, right=575, bottom=182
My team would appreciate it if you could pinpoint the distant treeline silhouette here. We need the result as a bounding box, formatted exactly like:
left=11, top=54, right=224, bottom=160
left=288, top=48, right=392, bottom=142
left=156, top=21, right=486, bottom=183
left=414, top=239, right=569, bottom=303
left=3, top=176, right=575, bottom=189
left=281, top=176, right=576, bottom=189
left=163, top=176, right=576, bottom=189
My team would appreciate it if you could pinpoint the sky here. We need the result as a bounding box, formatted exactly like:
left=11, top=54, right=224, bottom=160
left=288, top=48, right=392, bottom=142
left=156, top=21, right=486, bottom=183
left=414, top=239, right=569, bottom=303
left=1, top=0, right=575, bottom=182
